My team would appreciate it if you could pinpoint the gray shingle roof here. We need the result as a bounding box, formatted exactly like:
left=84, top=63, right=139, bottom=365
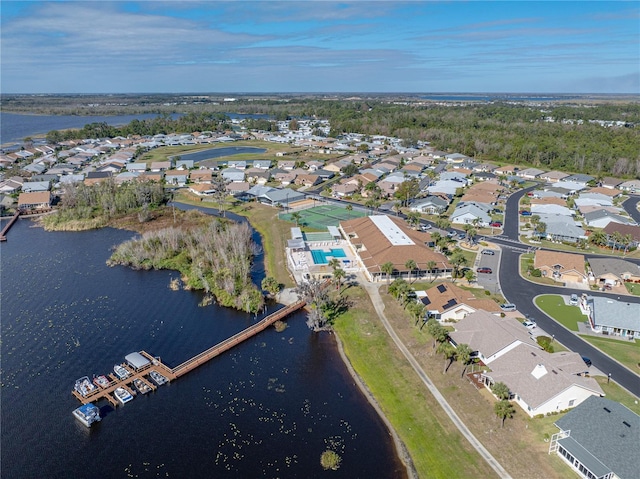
left=555, top=396, right=640, bottom=479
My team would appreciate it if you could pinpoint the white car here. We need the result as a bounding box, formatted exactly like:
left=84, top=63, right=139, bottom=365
left=501, top=303, right=517, bottom=312
left=570, top=294, right=578, bottom=305
left=522, top=320, right=536, bottom=329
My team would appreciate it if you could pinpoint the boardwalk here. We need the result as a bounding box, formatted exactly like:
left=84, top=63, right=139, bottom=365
left=72, top=299, right=306, bottom=405
left=0, top=211, right=20, bottom=242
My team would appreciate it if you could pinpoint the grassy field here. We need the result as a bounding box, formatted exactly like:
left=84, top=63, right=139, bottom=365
left=624, top=282, right=640, bottom=296
left=578, top=334, right=640, bottom=374
left=534, top=295, right=586, bottom=331
left=334, top=287, right=499, bottom=479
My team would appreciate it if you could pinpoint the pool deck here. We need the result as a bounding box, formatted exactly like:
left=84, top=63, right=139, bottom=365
left=287, top=239, right=360, bottom=280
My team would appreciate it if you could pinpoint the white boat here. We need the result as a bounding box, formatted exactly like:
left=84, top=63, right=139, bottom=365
left=149, top=370, right=168, bottom=386
left=93, top=375, right=110, bottom=389
left=72, top=403, right=101, bottom=427
left=113, top=364, right=129, bottom=380
left=74, top=376, right=97, bottom=397
left=114, top=387, right=134, bottom=405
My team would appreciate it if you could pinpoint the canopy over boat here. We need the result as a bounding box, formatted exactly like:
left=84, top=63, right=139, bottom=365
left=125, top=352, right=150, bottom=370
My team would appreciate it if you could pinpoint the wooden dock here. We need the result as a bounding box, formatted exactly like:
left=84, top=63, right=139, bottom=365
left=72, top=299, right=306, bottom=405
left=0, top=211, right=20, bottom=242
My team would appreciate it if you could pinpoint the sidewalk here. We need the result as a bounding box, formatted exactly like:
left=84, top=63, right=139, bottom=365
left=356, top=272, right=512, bottom=479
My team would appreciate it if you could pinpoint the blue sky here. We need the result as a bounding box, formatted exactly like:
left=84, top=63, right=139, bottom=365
left=1, top=1, right=638, bottom=93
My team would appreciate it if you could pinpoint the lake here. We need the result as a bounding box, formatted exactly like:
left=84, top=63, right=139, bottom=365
left=0, top=217, right=407, bottom=478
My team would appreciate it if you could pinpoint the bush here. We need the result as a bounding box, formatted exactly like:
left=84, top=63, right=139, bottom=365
left=320, top=450, right=342, bottom=471
left=537, top=336, right=555, bottom=353
left=530, top=268, right=542, bottom=277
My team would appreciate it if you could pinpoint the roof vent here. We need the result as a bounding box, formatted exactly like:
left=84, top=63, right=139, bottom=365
left=604, top=407, right=611, bottom=413
left=623, top=421, right=631, bottom=428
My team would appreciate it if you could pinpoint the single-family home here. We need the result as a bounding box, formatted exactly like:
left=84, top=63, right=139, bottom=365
left=579, top=294, right=640, bottom=340
left=175, top=159, right=195, bottom=170
left=221, top=168, right=245, bottom=183
left=164, top=170, right=188, bottom=186
left=602, top=223, right=640, bottom=248
left=587, top=258, right=640, bottom=289
left=150, top=161, right=172, bottom=172
left=517, top=167, right=546, bottom=179
left=538, top=171, right=569, bottom=183
left=534, top=250, right=587, bottom=284
left=563, top=174, right=595, bottom=187
left=599, top=177, right=623, bottom=189
left=552, top=396, right=639, bottom=479
left=189, top=170, right=213, bottom=184
left=126, top=162, right=147, bottom=173
left=450, top=202, right=492, bottom=226
left=409, top=196, right=449, bottom=215
left=17, top=191, right=52, bottom=211
left=530, top=203, right=574, bottom=217
left=84, top=172, right=112, bottom=186
left=584, top=210, right=635, bottom=229
left=420, top=283, right=501, bottom=322
left=21, top=181, right=51, bottom=193
left=618, top=179, right=640, bottom=194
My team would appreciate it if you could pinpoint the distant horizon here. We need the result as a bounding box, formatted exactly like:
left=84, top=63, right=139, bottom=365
left=2, top=2, right=638, bottom=94
left=3, top=92, right=639, bottom=97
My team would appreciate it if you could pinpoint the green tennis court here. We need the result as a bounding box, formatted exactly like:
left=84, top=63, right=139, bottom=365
left=279, top=204, right=365, bottom=230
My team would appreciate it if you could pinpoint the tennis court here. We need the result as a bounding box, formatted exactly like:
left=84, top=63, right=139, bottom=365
left=279, top=204, right=365, bottom=230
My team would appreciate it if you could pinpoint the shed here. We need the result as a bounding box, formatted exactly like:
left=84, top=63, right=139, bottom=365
left=125, top=352, right=150, bottom=370
left=291, top=227, right=303, bottom=240
left=327, top=226, right=341, bottom=239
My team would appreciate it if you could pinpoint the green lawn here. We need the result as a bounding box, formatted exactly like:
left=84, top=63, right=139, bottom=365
left=579, top=335, right=640, bottom=374
left=534, top=295, right=586, bottom=331
left=595, top=376, right=640, bottom=415
left=624, top=282, right=640, bottom=296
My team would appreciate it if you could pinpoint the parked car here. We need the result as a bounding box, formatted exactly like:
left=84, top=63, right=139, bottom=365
left=420, top=223, right=432, bottom=231
left=447, top=231, right=457, bottom=238
left=501, top=303, right=517, bottom=312
left=581, top=356, right=592, bottom=367
left=519, top=210, right=532, bottom=216
left=522, top=320, right=536, bottom=329
left=477, top=267, right=492, bottom=274
left=457, top=233, right=466, bottom=240
left=489, top=221, right=502, bottom=227
left=570, top=293, right=578, bottom=305
left=481, top=249, right=495, bottom=255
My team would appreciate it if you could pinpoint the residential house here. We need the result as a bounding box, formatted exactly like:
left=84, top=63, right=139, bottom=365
left=538, top=171, right=569, bottom=183
left=150, top=161, right=171, bottom=172
left=553, top=181, right=588, bottom=194
left=84, top=172, right=112, bottom=186
left=599, top=177, right=623, bottom=189
left=164, top=170, right=188, bottom=186
left=17, top=191, right=52, bottom=211
left=587, top=258, right=640, bottom=289
left=189, top=170, right=213, bottom=184
left=587, top=186, right=622, bottom=198
left=552, top=396, right=639, bottom=479
left=584, top=210, right=635, bottom=229
left=602, top=223, right=640, bottom=248
left=114, top=172, right=140, bottom=185
left=531, top=203, right=574, bottom=217
left=618, top=179, right=640, bottom=194
left=221, top=168, right=245, bottom=183
left=331, top=183, right=359, bottom=198
left=339, top=215, right=452, bottom=282
left=534, top=250, right=587, bottom=284
left=420, top=283, right=502, bottom=322
left=252, top=160, right=272, bottom=169
left=517, top=167, right=546, bottom=179
left=450, top=202, right=492, bottom=226
left=21, top=181, right=50, bottom=193
left=126, top=162, right=147, bottom=173
left=579, top=294, right=640, bottom=340
left=409, top=196, right=449, bottom=215
left=563, top=174, right=595, bottom=187
left=294, top=174, right=322, bottom=187
left=225, top=181, right=251, bottom=196
left=189, top=183, right=216, bottom=196
left=536, top=214, right=587, bottom=243
left=175, top=159, right=195, bottom=169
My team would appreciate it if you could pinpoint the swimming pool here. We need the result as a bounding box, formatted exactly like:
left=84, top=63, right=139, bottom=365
left=310, top=248, right=347, bottom=265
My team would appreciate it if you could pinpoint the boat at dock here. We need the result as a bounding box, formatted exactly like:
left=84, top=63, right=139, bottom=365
left=133, top=378, right=152, bottom=395
left=113, top=364, right=129, bottom=380
left=74, top=376, right=97, bottom=397
left=149, top=370, right=168, bottom=386
left=114, top=387, right=134, bottom=405
left=72, top=403, right=101, bottom=427
left=93, top=375, right=110, bottom=389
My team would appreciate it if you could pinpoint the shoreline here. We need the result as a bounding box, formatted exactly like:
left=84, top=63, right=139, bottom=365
left=332, top=329, right=419, bottom=479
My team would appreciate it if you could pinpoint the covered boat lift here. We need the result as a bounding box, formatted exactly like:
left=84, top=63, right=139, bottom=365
left=125, top=352, right=151, bottom=371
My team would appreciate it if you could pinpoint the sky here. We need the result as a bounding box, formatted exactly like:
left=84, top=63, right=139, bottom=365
left=1, top=1, right=638, bottom=94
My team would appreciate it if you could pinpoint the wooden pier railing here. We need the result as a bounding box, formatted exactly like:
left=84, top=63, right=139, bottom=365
left=0, top=211, right=20, bottom=242
left=172, top=299, right=306, bottom=377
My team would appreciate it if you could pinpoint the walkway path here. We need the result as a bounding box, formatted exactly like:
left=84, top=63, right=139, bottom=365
left=357, top=273, right=512, bottom=479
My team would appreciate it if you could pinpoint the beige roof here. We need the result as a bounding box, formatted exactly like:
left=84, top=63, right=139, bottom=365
left=534, top=250, right=585, bottom=274
left=424, top=283, right=502, bottom=314
left=340, top=215, right=451, bottom=274
left=449, top=310, right=538, bottom=359
left=488, top=344, right=603, bottom=409
left=18, top=191, right=51, bottom=206
left=530, top=197, right=567, bottom=206
left=587, top=186, right=621, bottom=197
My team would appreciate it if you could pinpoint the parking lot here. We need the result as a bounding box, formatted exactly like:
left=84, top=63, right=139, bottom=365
left=475, top=248, right=501, bottom=292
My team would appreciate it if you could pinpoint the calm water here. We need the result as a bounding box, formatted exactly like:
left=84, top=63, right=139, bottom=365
left=0, top=218, right=406, bottom=479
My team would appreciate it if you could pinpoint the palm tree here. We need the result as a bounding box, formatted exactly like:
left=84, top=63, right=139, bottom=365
left=494, top=400, right=515, bottom=428
left=456, top=344, right=473, bottom=378
left=333, top=267, right=346, bottom=291
left=430, top=232, right=442, bottom=251
left=491, top=381, right=510, bottom=400
left=450, top=251, right=468, bottom=281
left=328, top=258, right=341, bottom=272
left=589, top=230, right=607, bottom=247
left=612, top=231, right=623, bottom=253
left=425, top=260, right=437, bottom=283
left=405, top=259, right=417, bottom=283
left=406, top=211, right=421, bottom=229
left=437, top=341, right=457, bottom=373
left=622, top=234, right=633, bottom=254
left=426, top=318, right=442, bottom=351
left=291, top=211, right=302, bottom=226
left=345, top=204, right=353, bottom=217
left=381, top=262, right=394, bottom=290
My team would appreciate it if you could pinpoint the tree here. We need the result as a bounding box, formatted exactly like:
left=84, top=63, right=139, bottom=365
left=589, top=230, right=607, bottom=247
left=333, top=267, right=346, bottom=291
left=345, top=204, right=353, bottom=217
left=437, top=341, right=456, bottom=373
left=491, top=381, right=510, bottom=400
left=328, top=258, right=341, bottom=272
left=426, top=260, right=438, bottom=282
left=290, top=211, right=302, bottom=226
left=464, top=269, right=476, bottom=285
left=406, top=211, right=421, bottom=229
left=261, top=277, right=281, bottom=298
left=450, top=250, right=468, bottom=281
left=394, top=178, right=420, bottom=207
left=381, top=261, right=394, bottom=290
left=456, top=343, right=473, bottom=378
left=405, top=259, right=417, bottom=283
left=494, top=400, right=515, bottom=428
